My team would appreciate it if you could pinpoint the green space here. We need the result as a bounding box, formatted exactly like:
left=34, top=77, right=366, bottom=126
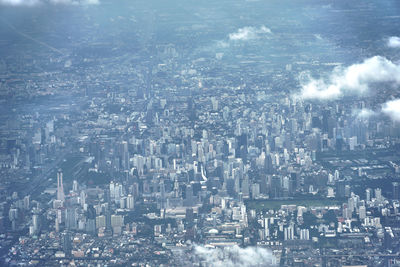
left=246, top=198, right=341, bottom=211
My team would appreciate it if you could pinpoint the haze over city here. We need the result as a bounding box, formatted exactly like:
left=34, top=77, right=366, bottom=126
left=0, top=0, right=400, bottom=266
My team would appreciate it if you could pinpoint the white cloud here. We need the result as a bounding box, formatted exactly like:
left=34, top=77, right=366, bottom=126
left=57, top=0, right=100, bottom=5
left=298, top=56, right=400, bottom=100
left=228, top=25, right=271, bottom=41
left=216, top=40, right=230, bottom=48
left=382, top=99, right=400, bottom=121
left=352, top=108, right=376, bottom=119
left=194, top=245, right=276, bottom=267
left=0, top=0, right=40, bottom=6
left=0, top=0, right=99, bottom=5
left=314, top=34, right=323, bottom=41
left=387, top=36, right=400, bottom=48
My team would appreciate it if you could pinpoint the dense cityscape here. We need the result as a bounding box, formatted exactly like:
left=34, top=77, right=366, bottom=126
left=0, top=0, right=400, bottom=266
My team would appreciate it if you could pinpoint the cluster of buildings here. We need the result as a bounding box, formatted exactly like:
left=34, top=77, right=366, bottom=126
left=1, top=68, right=399, bottom=265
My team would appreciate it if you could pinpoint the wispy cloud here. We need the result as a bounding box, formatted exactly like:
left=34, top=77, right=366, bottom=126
left=194, top=245, right=276, bottom=267
left=382, top=99, right=400, bottom=121
left=0, top=0, right=99, bottom=6
left=228, top=25, right=271, bottom=41
left=387, top=36, right=400, bottom=48
left=298, top=56, right=400, bottom=100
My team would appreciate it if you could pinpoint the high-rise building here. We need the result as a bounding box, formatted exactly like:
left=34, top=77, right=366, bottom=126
left=32, top=213, right=40, bottom=234
left=334, top=170, right=340, bottom=180
left=127, top=194, right=134, bottom=210
left=55, top=217, right=59, bottom=232
left=86, top=205, right=96, bottom=234
left=375, top=188, right=382, bottom=201
left=300, top=229, right=310, bottom=240
left=65, top=207, right=77, bottom=230
left=120, top=197, right=126, bottom=209
left=284, top=224, right=294, bottom=240
left=62, top=232, right=72, bottom=256
left=110, top=181, right=115, bottom=200
left=57, top=170, right=65, bottom=202
left=72, top=180, right=79, bottom=192
left=23, top=195, right=30, bottom=210
left=366, top=188, right=372, bottom=202
left=96, top=215, right=106, bottom=229
left=393, top=182, right=399, bottom=200
left=111, top=215, right=124, bottom=228
left=359, top=206, right=366, bottom=220
left=80, top=191, right=86, bottom=208
left=111, top=214, right=124, bottom=235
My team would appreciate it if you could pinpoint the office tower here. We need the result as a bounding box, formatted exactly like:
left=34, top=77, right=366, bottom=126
left=96, top=215, right=106, bottom=229
left=344, top=185, right=351, bottom=198
left=241, top=175, right=250, bottom=198
left=284, top=224, right=294, bottom=240
left=57, top=170, right=65, bottom=202
left=80, top=191, right=86, bottom=208
left=336, top=180, right=346, bottom=198
left=264, top=218, right=270, bottom=238
left=184, top=184, right=194, bottom=206
left=127, top=194, right=134, bottom=210
left=366, top=188, right=372, bottom=202
left=300, top=229, right=310, bottom=240
left=110, top=181, right=115, bottom=200
left=265, top=154, right=274, bottom=174
left=114, top=183, right=123, bottom=203
left=111, top=214, right=124, bottom=235
left=23, top=195, right=30, bottom=210
left=65, top=207, right=77, bottom=230
left=9, top=208, right=18, bottom=230
left=334, top=170, right=340, bottom=180
left=160, top=181, right=166, bottom=209
left=55, top=217, right=59, bottom=232
left=289, top=173, right=297, bottom=195
left=120, top=197, right=126, bottom=209
left=393, top=182, right=399, bottom=200
left=121, top=141, right=130, bottom=171
left=72, top=180, right=78, bottom=192
left=105, top=210, right=112, bottom=230
left=62, top=232, right=72, bottom=256
left=359, top=206, right=366, bottom=220
left=271, top=175, right=281, bottom=198
left=375, top=188, right=382, bottom=201
left=86, top=205, right=96, bottom=234
left=251, top=183, right=260, bottom=199
left=32, top=213, right=40, bottom=234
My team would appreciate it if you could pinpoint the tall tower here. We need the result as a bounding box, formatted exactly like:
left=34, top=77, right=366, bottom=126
left=57, top=170, right=65, bottom=202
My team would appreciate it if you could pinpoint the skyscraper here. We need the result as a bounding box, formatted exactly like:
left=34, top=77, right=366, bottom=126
left=65, top=207, right=77, bottom=230
left=62, top=232, right=72, bottom=256
left=72, top=180, right=79, bottom=192
left=127, top=194, right=134, bottom=210
left=366, top=188, right=372, bottom=202
left=57, top=170, right=65, bottom=202
left=86, top=205, right=96, bottom=234
left=393, top=182, right=399, bottom=200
